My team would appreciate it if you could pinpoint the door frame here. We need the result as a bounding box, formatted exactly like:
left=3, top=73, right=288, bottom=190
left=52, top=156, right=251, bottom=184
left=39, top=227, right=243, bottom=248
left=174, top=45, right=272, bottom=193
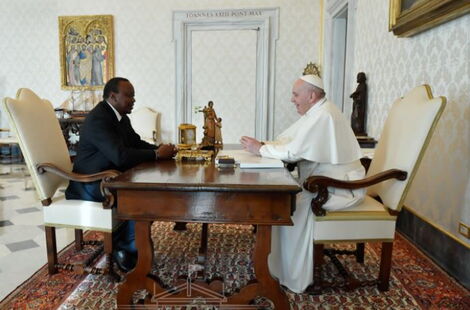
left=173, top=8, right=279, bottom=141
left=323, top=0, right=357, bottom=117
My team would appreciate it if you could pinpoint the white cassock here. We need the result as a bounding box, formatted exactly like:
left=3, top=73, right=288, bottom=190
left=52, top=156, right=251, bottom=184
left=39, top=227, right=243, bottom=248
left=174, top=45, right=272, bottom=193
left=260, top=98, right=365, bottom=293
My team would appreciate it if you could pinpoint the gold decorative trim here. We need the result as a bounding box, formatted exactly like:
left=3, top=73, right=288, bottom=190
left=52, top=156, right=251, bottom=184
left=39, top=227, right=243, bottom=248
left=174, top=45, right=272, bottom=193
left=58, top=15, right=114, bottom=90
left=396, top=85, right=446, bottom=212
left=303, top=62, right=322, bottom=77
left=403, top=206, right=470, bottom=249
left=175, top=150, right=213, bottom=161
left=389, top=0, right=470, bottom=37
left=315, top=212, right=396, bottom=221
left=315, top=238, right=394, bottom=244
left=388, top=0, right=401, bottom=31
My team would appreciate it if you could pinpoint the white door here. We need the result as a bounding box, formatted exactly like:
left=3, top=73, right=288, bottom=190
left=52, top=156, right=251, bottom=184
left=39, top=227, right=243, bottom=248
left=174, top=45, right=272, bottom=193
left=191, top=30, right=257, bottom=144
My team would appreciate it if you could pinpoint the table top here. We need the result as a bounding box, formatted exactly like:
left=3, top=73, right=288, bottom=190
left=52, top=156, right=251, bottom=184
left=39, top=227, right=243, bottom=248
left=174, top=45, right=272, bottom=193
left=105, top=160, right=301, bottom=194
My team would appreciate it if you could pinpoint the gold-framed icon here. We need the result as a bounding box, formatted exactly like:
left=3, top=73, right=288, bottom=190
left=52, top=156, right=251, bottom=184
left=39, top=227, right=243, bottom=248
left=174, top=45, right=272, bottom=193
left=59, top=15, right=114, bottom=90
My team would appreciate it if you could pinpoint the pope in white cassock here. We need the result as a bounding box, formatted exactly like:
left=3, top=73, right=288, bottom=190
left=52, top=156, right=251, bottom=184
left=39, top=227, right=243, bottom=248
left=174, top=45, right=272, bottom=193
left=240, top=74, right=365, bottom=293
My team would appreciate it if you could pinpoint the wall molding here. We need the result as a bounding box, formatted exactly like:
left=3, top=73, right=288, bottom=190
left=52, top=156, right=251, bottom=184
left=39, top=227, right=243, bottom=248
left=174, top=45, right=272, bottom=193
left=173, top=8, right=279, bottom=141
left=397, top=207, right=470, bottom=289
left=323, top=0, right=357, bottom=115
left=403, top=206, right=469, bottom=249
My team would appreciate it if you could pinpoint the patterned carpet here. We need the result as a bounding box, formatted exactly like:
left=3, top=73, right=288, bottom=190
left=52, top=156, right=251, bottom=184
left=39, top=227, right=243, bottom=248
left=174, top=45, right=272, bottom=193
left=1, top=222, right=468, bottom=309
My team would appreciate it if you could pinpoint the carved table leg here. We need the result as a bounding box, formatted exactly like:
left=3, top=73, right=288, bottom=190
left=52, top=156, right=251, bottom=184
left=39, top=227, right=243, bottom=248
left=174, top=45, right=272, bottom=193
left=198, top=223, right=209, bottom=264
left=228, top=225, right=290, bottom=309
left=117, top=221, right=159, bottom=307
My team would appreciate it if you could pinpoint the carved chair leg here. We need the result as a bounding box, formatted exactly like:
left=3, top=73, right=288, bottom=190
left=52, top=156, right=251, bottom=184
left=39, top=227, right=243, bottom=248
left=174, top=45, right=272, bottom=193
left=356, top=243, right=365, bottom=263
left=103, top=232, right=113, bottom=258
left=325, top=248, right=360, bottom=291
left=75, top=229, right=84, bottom=251
left=104, top=231, right=120, bottom=282
left=173, top=222, right=187, bottom=231
left=45, top=226, right=58, bottom=275
left=378, top=241, right=393, bottom=291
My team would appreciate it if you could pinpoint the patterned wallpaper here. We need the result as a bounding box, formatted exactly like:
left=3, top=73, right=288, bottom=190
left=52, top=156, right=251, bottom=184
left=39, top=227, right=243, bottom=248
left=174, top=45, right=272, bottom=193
left=0, top=0, right=58, bottom=131
left=350, top=1, right=469, bottom=244
left=0, top=0, right=321, bottom=141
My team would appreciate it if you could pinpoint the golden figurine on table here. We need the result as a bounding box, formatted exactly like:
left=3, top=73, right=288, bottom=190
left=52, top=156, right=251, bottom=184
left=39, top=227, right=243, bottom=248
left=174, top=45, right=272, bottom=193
left=176, top=100, right=222, bottom=160
left=199, top=101, right=223, bottom=148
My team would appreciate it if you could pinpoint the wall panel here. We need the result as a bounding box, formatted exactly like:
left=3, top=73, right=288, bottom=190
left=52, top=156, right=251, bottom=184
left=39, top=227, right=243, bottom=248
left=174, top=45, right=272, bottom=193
left=350, top=1, right=469, bottom=244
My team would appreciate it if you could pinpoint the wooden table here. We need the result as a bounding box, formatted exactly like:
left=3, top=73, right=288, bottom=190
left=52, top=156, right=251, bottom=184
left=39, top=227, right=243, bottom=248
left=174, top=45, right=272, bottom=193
left=103, top=159, right=301, bottom=309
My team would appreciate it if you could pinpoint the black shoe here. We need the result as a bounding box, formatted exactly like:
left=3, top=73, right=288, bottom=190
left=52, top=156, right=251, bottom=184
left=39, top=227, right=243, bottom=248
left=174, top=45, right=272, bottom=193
left=113, top=249, right=137, bottom=273
left=173, top=222, right=188, bottom=231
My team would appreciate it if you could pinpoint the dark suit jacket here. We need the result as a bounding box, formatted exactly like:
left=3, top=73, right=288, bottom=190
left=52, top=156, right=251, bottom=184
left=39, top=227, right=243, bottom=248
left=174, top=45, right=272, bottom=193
left=65, top=101, right=156, bottom=201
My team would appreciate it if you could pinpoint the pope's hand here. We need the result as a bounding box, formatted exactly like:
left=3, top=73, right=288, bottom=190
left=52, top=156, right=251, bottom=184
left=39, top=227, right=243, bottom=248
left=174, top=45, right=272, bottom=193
left=156, top=143, right=177, bottom=160
left=240, top=136, right=262, bottom=156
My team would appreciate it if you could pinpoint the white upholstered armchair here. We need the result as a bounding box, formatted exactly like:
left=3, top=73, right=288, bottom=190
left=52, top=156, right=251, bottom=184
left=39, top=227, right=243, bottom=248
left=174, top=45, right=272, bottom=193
left=304, top=85, right=446, bottom=293
left=129, top=106, right=159, bottom=144
left=3, top=88, right=121, bottom=277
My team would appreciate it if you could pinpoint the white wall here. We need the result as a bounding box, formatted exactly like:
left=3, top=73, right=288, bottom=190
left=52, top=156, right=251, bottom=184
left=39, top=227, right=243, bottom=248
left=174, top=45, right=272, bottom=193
left=192, top=30, right=257, bottom=143
left=0, top=0, right=322, bottom=142
left=348, top=1, right=469, bottom=244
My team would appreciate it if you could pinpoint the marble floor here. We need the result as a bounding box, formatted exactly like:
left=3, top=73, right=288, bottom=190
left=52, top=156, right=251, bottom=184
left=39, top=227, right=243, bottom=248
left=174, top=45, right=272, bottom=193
left=0, top=164, right=75, bottom=300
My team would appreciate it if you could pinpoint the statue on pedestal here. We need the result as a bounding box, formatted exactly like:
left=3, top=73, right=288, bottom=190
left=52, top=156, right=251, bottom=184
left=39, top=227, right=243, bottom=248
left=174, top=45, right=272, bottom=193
left=350, top=72, right=367, bottom=136
left=198, top=101, right=222, bottom=148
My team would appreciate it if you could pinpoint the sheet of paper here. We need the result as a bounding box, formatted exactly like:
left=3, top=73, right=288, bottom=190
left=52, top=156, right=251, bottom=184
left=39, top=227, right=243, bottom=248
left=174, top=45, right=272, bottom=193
left=217, top=149, right=284, bottom=168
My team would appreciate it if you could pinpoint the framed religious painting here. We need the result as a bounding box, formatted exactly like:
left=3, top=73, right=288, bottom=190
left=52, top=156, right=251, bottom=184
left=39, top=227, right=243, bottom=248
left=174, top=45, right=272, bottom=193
left=59, top=15, right=114, bottom=90
left=389, top=0, right=470, bottom=37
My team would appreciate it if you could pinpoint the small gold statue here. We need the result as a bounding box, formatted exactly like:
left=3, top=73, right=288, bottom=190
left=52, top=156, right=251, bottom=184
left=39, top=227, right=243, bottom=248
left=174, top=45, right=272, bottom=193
left=198, top=101, right=222, bottom=148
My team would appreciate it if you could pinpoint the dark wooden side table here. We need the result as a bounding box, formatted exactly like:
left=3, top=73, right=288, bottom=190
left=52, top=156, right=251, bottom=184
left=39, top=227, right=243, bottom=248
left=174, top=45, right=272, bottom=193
left=103, top=160, right=301, bottom=309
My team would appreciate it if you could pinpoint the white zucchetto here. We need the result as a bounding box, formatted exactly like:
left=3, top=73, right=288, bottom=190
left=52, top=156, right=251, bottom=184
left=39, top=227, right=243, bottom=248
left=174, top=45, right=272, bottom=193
left=300, top=74, right=324, bottom=90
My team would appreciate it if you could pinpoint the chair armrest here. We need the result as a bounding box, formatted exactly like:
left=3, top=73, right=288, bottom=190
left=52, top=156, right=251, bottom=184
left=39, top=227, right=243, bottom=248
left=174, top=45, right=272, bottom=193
left=37, top=163, right=120, bottom=182
left=36, top=163, right=121, bottom=209
left=303, top=169, right=407, bottom=216
left=304, top=169, right=407, bottom=192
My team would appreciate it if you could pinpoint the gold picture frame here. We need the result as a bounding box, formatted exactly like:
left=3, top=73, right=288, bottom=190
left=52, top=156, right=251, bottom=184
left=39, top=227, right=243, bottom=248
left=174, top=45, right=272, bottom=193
left=389, top=0, right=470, bottom=37
left=59, top=15, right=114, bottom=90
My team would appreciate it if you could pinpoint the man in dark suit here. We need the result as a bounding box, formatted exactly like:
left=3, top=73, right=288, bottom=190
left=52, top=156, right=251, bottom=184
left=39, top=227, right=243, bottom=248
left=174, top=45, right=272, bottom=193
left=65, top=77, right=176, bottom=272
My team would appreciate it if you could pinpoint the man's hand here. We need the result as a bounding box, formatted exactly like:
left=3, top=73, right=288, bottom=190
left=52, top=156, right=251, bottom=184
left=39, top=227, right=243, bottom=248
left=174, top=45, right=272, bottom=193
left=240, top=136, right=262, bottom=155
left=156, top=143, right=177, bottom=160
